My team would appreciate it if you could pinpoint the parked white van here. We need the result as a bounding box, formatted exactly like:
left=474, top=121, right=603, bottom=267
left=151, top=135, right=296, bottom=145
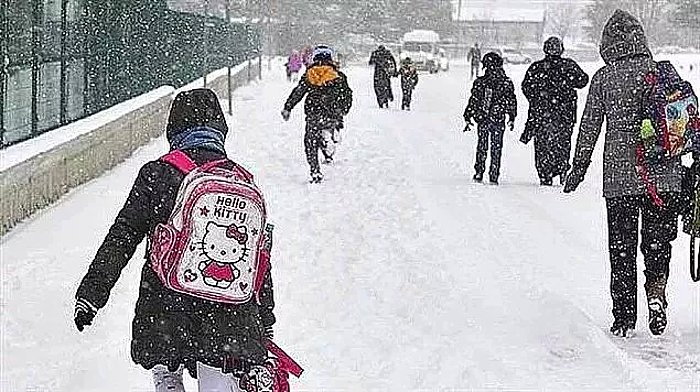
left=400, top=30, right=441, bottom=73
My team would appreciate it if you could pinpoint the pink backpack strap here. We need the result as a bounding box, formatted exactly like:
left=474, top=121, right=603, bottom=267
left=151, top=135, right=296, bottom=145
left=234, top=164, right=254, bottom=183
left=264, top=339, right=304, bottom=378
left=161, top=150, right=198, bottom=174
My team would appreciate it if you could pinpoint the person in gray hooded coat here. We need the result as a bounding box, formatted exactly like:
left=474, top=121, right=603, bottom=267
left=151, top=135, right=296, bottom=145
left=564, top=10, right=685, bottom=338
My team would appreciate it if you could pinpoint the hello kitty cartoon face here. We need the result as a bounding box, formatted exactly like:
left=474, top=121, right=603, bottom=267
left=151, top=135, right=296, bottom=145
left=200, top=222, right=250, bottom=265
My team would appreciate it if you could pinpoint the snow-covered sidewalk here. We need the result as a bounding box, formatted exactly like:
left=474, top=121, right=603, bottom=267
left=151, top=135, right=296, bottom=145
left=2, top=59, right=699, bottom=391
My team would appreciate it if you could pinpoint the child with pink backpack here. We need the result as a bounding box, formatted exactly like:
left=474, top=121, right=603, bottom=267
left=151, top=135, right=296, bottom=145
left=74, top=89, right=301, bottom=391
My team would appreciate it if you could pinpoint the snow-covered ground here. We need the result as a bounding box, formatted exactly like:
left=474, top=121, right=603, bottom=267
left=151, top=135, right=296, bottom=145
left=2, top=57, right=699, bottom=391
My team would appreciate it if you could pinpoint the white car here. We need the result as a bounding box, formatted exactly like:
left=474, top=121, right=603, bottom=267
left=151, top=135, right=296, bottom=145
left=500, top=48, right=532, bottom=65
left=400, top=42, right=440, bottom=73
left=438, top=48, right=450, bottom=72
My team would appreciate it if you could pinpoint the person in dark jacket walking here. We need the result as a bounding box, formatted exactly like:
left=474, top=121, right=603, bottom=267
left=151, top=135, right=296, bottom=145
left=467, top=43, right=482, bottom=79
left=282, top=45, right=353, bottom=183
left=74, top=89, right=276, bottom=391
left=369, top=45, right=398, bottom=108
left=463, top=52, right=517, bottom=185
left=521, top=37, right=589, bottom=186
left=564, top=10, right=685, bottom=338
left=399, top=57, right=419, bottom=111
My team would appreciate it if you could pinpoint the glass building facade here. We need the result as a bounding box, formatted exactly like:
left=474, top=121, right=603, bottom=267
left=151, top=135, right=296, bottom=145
left=1, top=0, right=259, bottom=148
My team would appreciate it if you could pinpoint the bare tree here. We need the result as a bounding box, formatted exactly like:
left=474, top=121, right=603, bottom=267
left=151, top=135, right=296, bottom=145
left=546, top=3, right=581, bottom=42
left=585, top=0, right=672, bottom=45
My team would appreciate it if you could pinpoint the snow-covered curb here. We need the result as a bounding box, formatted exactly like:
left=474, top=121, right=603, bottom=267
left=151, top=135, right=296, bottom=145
left=0, top=60, right=262, bottom=236
left=0, top=86, right=175, bottom=172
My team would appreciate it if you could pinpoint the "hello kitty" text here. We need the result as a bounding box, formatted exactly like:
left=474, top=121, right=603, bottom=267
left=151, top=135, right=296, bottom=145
left=214, top=196, right=248, bottom=223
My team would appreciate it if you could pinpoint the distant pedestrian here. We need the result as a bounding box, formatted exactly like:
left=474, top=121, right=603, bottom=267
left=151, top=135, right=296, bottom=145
left=463, top=52, right=517, bottom=185
left=467, top=43, right=482, bottom=79
left=282, top=45, right=353, bottom=183
left=521, top=37, right=589, bottom=186
left=399, top=57, right=419, bottom=111
left=286, top=50, right=304, bottom=82
left=369, top=45, right=398, bottom=108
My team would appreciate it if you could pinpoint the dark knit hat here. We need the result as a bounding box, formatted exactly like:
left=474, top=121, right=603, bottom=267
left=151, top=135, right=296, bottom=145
left=166, top=89, right=228, bottom=142
left=544, top=36, right=564, bottom=56
left=482, top=52, right=504, bottom=69
left=312, top=45, right=334, bottom=63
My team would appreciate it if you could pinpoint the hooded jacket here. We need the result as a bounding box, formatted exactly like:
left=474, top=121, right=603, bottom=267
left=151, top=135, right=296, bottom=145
left=369, top=46, right=398, bottom=84
left=399, top=61, right=419, bottom=90
left=464, top=60, right=517, bottom=124
left=284, top=61, right=353, bottom=123
left=522, top=54, right=589, bottom=125
left=571, top=10, right=683, bottom=198
left=76, top=89, right=275, bottom=377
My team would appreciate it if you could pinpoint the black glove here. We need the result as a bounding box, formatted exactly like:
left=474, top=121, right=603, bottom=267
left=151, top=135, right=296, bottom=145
left=74, top=298, right=97, bottom=332
left=463, top=120, right=473, bottom=133
left=563, top=162, right=589, bottom=194
left=281, top=109, right=291, bottom=121
left=519, top=132, right=530, bottom=144
left=263, top=325, right=274, bottom=340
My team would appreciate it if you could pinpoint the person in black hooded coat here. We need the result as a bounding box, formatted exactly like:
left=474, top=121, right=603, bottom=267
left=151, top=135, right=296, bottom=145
left=74, top=89, right=275, bottom=389
left=463, top=52, right=517, bottom=185
left=521, top=37, right=589, bottom=186
left=369, top=45, right=398, bottom=108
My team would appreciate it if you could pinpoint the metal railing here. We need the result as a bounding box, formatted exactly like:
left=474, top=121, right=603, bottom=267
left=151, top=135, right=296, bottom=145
left=0, top=0, right=260, bottom=149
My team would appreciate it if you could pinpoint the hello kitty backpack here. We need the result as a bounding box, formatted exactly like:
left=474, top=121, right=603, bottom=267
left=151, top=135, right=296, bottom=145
left=149, top=150, right=271, bottom=304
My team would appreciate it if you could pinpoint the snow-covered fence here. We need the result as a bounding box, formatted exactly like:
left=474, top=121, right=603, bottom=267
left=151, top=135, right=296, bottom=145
left=0, top=59, right=262, bottom=236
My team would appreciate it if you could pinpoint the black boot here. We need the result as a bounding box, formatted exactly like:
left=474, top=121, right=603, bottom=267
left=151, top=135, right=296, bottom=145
left=473, top=173, right=483, bottom=182
left=610, top=322, right=636, bottom=338
left=645, top=271, right=668, bottom=335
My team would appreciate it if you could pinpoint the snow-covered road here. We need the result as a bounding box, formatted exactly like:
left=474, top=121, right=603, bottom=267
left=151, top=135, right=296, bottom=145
left=2, top=58, right=699, bottom=391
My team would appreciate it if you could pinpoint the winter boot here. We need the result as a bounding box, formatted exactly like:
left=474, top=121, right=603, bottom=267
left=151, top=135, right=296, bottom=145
left=644, top=271, right=668, bottom=335
left=490, top=177, right=499, bottom=186
left=473, top=173, right=483, bottom=182
left=610, top=323, right=636, bottom=338
left=310, top=171, right=324, bottom=184
left=647, top=298, right=667, bottom=335
left=153, top=365, right=185, bottom=392
left=559, top=170, right=569, bottom=186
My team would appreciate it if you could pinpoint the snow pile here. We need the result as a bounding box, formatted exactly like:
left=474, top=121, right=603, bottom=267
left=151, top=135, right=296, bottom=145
left=0, top=87, right=174, bottom=172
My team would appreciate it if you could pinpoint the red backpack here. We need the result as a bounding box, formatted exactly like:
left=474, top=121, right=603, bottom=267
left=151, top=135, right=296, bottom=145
left=149, top=150, right=271, bottom=304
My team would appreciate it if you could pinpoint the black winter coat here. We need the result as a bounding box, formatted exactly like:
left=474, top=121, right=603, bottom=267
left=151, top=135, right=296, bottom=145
left=399, top=64, right=418, bottom=91
left=76, top=147, right=275, bottom=377
left=284, top=62, right=353, bottom=124
left=464, top=68, right=517, bottom=124
left=369, top=48, right=397, bottom=86
left=522, top=55, right=589, bottom=126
